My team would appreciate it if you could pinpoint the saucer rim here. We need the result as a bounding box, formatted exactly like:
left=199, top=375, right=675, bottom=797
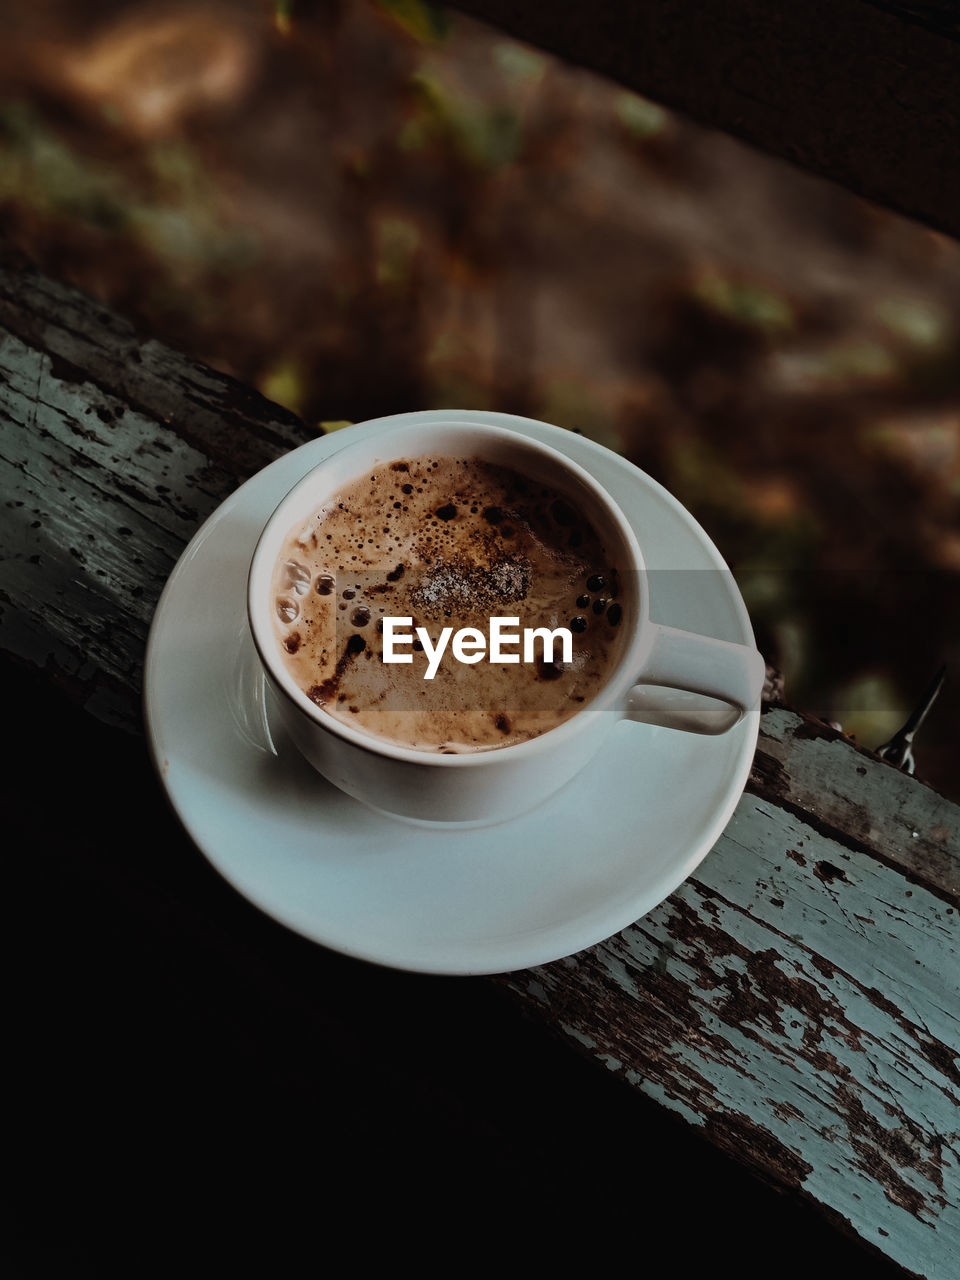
left=144, top=411, right=759, bottom=974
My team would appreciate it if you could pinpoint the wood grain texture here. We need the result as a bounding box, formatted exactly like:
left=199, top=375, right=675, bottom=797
left=499, top=726, right=960, bottom=1275
left=2, top=260, right=958, bottom=1274
left=448, top=0, right=960, bottom=239
left=751, top=708, right=960, bottom=904
left=0, top=257, right=312, bottom=727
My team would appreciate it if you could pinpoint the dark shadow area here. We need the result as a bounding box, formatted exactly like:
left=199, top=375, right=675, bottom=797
left=7, top=655, right=904, bottom=1276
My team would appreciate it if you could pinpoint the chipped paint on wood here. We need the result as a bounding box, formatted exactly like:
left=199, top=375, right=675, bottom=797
left=751, top=706, right=959, bottom=902
left=0, top=261, right=314, bottom=727
left=0, top=258, right=310, bottom=477
left=501, top=766, right=960, bottom=1276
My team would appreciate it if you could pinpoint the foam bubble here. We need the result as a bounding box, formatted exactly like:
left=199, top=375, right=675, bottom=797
left=282, top=559, right=312, bottom=596
left=276, top=595, right=299, bottom=623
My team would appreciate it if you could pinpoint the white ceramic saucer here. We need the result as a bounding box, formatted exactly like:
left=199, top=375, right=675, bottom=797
left=144, top=410, right=759, bottom=975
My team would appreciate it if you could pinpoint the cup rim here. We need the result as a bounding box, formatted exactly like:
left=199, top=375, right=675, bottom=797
left=247, top=420, right=650, bottom=767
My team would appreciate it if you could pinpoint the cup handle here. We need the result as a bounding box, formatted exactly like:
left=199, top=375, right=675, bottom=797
left=624, top=623, right=766, bottom=735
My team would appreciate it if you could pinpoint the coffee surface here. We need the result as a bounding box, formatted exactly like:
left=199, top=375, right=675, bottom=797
left=271, top=455, right=627, bottom=751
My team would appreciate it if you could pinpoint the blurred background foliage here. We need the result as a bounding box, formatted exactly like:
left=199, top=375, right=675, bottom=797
left=1, top=0, right=957, bottom=795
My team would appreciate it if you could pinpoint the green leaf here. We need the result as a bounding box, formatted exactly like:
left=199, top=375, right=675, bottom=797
left=259, top=359, right=307, bottom=416
left=617, top=92, right=668, bottom=140
left=874, top=295, right=948, bottom=349
left=408, top=72, right=522, bottom=170
left=375, top=0, right=449, bottom=45
left=692, top=268, right=794, bottom=335
left=273, top=1, right=294, bottom=36
left=375, top=214, right=421, bottom=287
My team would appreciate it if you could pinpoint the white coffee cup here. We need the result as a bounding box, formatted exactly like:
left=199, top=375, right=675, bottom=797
left=247, top=418, right=765, bottom=826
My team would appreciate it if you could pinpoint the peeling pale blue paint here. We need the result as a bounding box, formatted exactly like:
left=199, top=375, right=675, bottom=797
left=510, top=786, right=960, bottom=1277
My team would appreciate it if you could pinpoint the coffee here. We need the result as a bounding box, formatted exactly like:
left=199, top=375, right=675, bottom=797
left=271, top=455, right=628, bottom=752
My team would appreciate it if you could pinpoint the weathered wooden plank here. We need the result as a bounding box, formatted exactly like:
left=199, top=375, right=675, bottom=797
left=448, top=0, right=960, bottom=240
left=0, top=254, right=311, bottom=478
left=499, top=745, right=960, bottom=1276
left=751, top=707, right=960, bottom=904
left=2, top=260, right=958, bottom=1274
left=0, top=259, right=314, bottom=726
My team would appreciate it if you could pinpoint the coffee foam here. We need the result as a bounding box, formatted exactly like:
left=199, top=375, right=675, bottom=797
left=271, top=455, right=628, bottom=752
